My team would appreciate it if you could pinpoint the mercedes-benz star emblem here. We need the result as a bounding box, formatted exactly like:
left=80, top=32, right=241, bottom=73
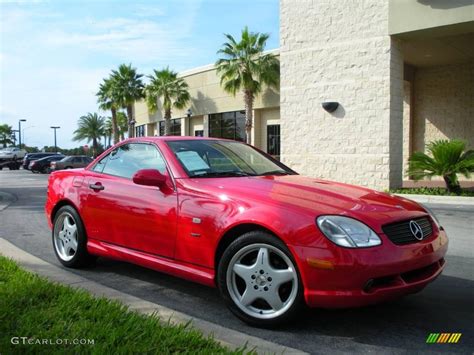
left=409, top=220, right=424, bottom=240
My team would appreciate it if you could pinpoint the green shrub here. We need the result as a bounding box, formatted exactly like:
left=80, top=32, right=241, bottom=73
left=407, top=140, right=474, bottom=195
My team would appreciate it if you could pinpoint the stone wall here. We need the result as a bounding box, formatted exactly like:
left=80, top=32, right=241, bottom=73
left=408, top=62, right=474, bottom=181
left=280, top=0, right=404, bottom=190
left=413, top=63, right=474, bottom=154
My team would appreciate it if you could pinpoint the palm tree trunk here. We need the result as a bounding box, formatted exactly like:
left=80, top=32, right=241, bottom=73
left=127, top=105, right=134, bottom=138
left=164, top=109, right=172, bottom=136
left=244, top=90, right=254, bottom=145
left=92, top=138, right=98, bottom=158
left=111, top=107, right=119, bottom=144
left=443, top=174, right=461, bottom=195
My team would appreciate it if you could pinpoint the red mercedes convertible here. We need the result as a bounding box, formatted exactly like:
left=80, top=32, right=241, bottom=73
left=45, top=137, right=448, bottom=326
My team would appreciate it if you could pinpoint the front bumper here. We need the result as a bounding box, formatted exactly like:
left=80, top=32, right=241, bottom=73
left=290, top=229, right=448, bottom=308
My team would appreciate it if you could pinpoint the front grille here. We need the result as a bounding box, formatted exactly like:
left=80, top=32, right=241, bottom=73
left=382, top=217, right=433, bottom=245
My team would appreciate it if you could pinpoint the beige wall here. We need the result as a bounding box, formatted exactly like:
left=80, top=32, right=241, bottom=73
left=187, top=116, right=204, bottom=136
left=389, top=0, right=474, bottom=36
left=406, top=62, right=474, bottom=181
left=134, top=55, right=280, bottom=128
left=258, top=108, right=280, bottom=153
left=280, top=0, right=404, bottom=190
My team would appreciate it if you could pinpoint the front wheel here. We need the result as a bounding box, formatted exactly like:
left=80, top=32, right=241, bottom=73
left=52, top=205, right=95, bottom=268
left=218, top=231, right=304, bottom=327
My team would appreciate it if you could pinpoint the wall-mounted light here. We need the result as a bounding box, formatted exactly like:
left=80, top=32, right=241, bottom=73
left=186, top=108, right=193, bottom=118
left=322, top=102, right=339, bottom=113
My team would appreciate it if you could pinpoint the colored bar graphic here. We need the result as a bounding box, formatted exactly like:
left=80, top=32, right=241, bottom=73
left=426, top=333, right=439, bottom=343
left=426, top=333, right=462, bottom=344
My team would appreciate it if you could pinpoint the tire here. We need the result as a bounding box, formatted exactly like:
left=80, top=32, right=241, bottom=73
left=52, top=205, right=95, bottom=268
left=217, top=231, right=304, bottom=327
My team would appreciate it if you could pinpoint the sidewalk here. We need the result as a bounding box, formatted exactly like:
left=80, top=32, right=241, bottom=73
left=395, top=193, right=474, bottom=206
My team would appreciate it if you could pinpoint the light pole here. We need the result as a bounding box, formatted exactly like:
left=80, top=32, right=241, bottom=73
left=18, top=119, right=26, bottom=148
left=50, top=126, right=60, bottom=153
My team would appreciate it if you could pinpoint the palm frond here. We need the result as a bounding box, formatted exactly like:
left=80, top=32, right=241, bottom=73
left=407, top=139, right=474, bottom=193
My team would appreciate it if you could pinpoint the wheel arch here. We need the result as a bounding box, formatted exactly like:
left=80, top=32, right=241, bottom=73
left=51, top=199, right=80, bottom=223
left=214, top=222, right=287, bottom=272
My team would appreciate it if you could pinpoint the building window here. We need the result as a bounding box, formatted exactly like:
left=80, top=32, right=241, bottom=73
left=135, top=125, right=145, bottom=137
left=209, top=111, right=246, bottom=142
left=194, top=130, right=204, bottom=137
left=159, top=119, right=182, bottom=136
left=267, top=124, right=280, bottom=160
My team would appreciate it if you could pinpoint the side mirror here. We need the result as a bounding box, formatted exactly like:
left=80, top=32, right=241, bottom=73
left=132, top=169, right=167, bottom=188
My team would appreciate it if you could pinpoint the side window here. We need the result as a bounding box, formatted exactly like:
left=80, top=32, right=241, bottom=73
left=92, top=154, right=108, bottom=173
left=101, top=143, right=167, bottom=179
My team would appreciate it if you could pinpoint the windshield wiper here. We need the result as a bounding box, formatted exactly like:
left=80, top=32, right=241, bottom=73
left=259, top=170, right=289, bottom=176
left=193, top=171, right=256, bottom=178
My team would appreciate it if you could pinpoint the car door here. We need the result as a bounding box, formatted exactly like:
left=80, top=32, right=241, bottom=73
left=81, top=143, right=177, bottom=259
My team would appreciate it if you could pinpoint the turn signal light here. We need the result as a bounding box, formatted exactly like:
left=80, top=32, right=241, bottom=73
left=306, top=258, right=334, bottom=270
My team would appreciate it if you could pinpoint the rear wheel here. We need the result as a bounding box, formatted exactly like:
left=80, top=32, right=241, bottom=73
left=52, top=205, right=95, bottom=268
left=218, top=231, right=304, bottom=327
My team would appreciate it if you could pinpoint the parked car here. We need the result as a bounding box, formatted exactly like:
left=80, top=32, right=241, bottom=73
left=45, top=137, right=448, bottom=327
left=30, top=155, right=64, bottom=173
left=23, top=152, right=60, bottom=170
left=50, top=155, right=93, bottom=171
left=0, top=147, right=27, bottom=162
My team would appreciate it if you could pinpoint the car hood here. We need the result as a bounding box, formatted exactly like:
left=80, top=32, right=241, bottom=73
left=184, top=175, right=426, bottom=226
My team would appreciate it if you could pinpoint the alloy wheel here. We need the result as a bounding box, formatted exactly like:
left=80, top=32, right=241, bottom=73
left=53, top=212, right=78, bottom=261
left=226, top=243, right=299, bottom=320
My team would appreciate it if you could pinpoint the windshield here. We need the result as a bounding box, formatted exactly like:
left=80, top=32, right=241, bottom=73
left=167, top=140, right=296, bottom=178
left=1, top=148, right=14, bottom=152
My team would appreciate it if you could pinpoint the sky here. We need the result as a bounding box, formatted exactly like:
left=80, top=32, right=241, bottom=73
left=0, top=0, right=279, bottom=149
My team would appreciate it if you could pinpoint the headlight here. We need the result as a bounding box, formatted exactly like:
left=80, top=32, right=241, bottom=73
left=316, top=216, right=381, bottom=248
left=419, top=203, right=442, bottom=229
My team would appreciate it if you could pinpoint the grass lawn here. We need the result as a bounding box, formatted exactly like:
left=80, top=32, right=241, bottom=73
left=389, top=187, right=474, bottom=197
left=0, top=256, right=246, bottom=354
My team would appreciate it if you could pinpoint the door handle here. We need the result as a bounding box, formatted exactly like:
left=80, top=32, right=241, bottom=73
left=89, top=183, right=104, bottom=191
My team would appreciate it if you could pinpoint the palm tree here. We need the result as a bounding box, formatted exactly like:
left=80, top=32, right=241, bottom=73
left=73, top=113, right=105, bottom=157
left=0, top=124, right=14, bottom=148
left=111, top=64, right=144, bottom=138
left=407, top=139, right=474, bottom=194
left=116, top=111, right=128, bottom=140
left=215, top=26, right=279, bottom=144
left=145, top=68, right=190, bottom=136
left=104, top=118, right=113, bottom=148
left=97, top=78, right=120, bottom=144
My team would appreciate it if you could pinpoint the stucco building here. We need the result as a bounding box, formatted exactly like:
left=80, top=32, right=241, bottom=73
left=134, top=0, right=473, bottom=190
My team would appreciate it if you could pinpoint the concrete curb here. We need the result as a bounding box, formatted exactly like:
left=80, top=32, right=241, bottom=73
left=0, top=238, right=307, bottom=355
left=395, top=193, right=474, bottom=206
left=0, top=191, right=16, bottom=211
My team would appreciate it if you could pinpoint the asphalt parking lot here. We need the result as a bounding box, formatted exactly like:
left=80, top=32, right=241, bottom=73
left=1, top=169, right=473, bottom=354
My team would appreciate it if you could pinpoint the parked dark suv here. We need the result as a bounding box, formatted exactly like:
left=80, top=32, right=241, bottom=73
left=23, top=152, right=60, bottom=170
